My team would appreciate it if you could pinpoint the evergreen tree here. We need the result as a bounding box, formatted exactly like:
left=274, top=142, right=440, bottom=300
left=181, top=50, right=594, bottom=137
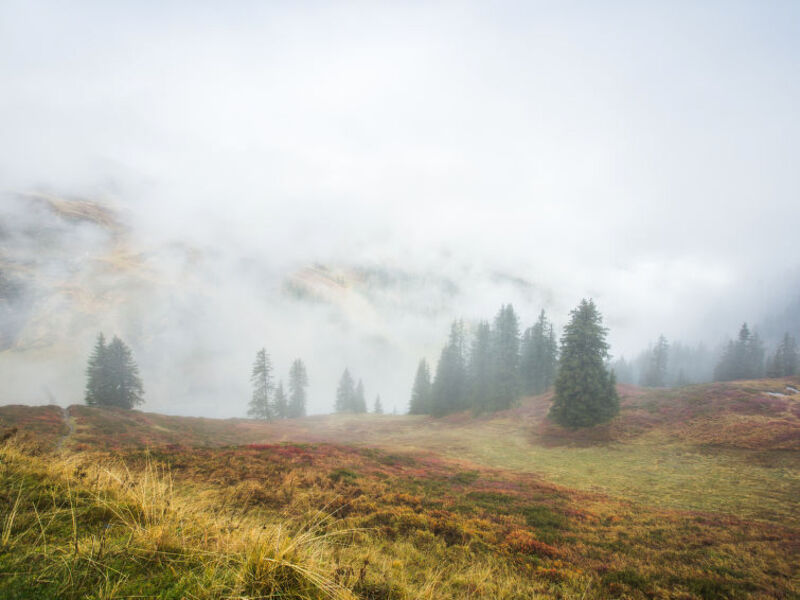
left=488, top=304, right=521, bottom=410
left=409, top=359, right=432, bottom=414
left=273, top=381, right=288, bottom=419
left=610, top=356, right=635, bottom=385
left=85, top=333, right=108, bottom=406
left=248, top=348, right=274, bottom=420
left=767, top=333, right=798, bottom=377
left=335, top=368, right=357, bottom=413
left=549, top=299, right=619, bottom=428
left=642, top=335, right=669, bottom=387
left=355, top=379, right=367, bottom=413
left=520, top=310, right=558, bottom=396
left=714, top=323, right=765, bottom=381
left=287, top=359, right=309, bottom=418
left=466, top=320, right=492, bottom=412
left=745, top=330, right=765, bottom=379
left=85, top=333, right=143, bottom=409
left=373, top=394, right=383, bottom=414
left=430, top=320, right=467, bottom=416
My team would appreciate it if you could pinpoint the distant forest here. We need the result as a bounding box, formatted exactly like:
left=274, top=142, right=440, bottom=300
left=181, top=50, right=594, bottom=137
left=413, top=301, right=800, bottom=417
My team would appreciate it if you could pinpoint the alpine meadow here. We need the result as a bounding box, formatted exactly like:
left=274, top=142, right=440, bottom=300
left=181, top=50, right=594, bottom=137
left=2, top=2, right=800, bottom=599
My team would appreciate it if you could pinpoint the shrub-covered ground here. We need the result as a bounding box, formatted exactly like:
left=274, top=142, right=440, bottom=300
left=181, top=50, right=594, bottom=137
left=1, top=378, right=799, bottom=598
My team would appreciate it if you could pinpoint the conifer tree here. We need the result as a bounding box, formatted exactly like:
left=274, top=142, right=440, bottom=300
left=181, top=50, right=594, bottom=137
left=248, top=348, right=274, bottom=420
left=85, top=333, right=143, bottom=409
left=355, top=379, right=367, bottom=413
left=549, top=299, right=619, bottom=428
left=335, top=368, right=356, bottom=413
left=85, top=333, right=108, bottom=406
left=409, top=358, right=432, bottom=414
left=373, top=394, right=383, bottom=414
left=520, top=310, right=558, bottom=395
left=273, top=381, right=288, bottom=419
left=714, top=323, right=766, bottom=381
left=642, top=335, right=669, bottom=387
left=767, top=333, right=798, bottom=377
left=431, top=320, right=467, bottom=416
left=287, top=359, right=309, bottom=418
left=467, top=320, right=492, bottom=412
left=488, top=304, right=521, bottom=411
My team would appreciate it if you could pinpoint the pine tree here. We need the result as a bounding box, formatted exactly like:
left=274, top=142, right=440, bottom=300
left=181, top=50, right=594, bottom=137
left=287, top=359, right=309, bottom=418
left=488, top=304, right=521, bottom=411
left=642, top=335, right=669, bottom=387
left=248, top=348, right=274, bottom=420
left=466, top=320, right=492, bottom=412
left=714, top=323, right=765, bottom=381
left=549, top=299, right=619, bottom=428
left=85, top=333, right=108, bottom=406
left=373, top=394, right=383, bottom=414
left=768, top=333, right=798, bottom=377
left=409, top=359, right=432, bottom=414
left=520, top=310, right=558, bottom=396
left=104, top=336, right=144, bottom=409
left=85, top=333, right=143, bottom=409
left=355, top=379, right=367, bottom=413
left=430, top=320, right=467, bottom=416
left=273, top=381, right=288, bottom=419
left=335, top=368, right=356, bottom=413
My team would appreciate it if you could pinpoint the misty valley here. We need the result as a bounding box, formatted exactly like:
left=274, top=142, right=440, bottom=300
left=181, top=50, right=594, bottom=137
left=3, top=2, right=800, bottom=599
left=1, top=193, right=799, bottom=599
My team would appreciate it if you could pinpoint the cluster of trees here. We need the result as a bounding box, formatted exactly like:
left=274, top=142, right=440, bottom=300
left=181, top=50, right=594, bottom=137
left=613, top=338, right=716, bottom=388
left=334, top=369, right=367, bottom=413
left=334, top=369, right=384, bottom=414
left=766, top=333, right=798, bottom=377
left=713, top=323, right=766, bottom=381
left=85, top=333, right=144, bottom=409
left=409, top=305, right=558, bottom=416
left=248, top=349, right=308, bottom=420
left=616, top=323, right=798, bottom=387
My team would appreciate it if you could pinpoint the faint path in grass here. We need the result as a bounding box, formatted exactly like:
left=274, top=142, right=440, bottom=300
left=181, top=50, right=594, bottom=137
left=55, top=405, right=75, bottom=451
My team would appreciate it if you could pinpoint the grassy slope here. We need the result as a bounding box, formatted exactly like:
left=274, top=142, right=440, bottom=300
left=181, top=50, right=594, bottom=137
left=2, top=378, right=800, bottom=598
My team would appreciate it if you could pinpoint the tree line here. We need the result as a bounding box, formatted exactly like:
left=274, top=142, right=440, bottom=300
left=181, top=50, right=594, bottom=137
left=334, top=368, right=384, bottom=414
left=613, top=324, right=798, bottom=388
left=409, top=304, right=560, bottom=417
left=248, top=349, right=309, bottom=420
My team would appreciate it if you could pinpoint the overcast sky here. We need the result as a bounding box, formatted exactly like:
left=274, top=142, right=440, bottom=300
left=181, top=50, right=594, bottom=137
left=1, top=1, right=799, bottom=415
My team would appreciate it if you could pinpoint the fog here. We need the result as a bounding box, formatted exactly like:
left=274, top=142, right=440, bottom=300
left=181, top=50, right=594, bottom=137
left=1, top=1, right=799, bottom=416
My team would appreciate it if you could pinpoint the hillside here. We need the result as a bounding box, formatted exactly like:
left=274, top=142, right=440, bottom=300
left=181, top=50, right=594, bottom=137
left=1, top=379, right=799, bottom=598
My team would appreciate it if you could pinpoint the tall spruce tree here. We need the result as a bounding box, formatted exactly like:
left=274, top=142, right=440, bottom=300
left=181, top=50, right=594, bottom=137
left=335, top=368, right=357, bottom=413
left=248, top=348, right=274, bottom=420
left=714, top=323, right=765, bottom=381
left=430, top=320, right=467, bottom=416
left=85, top=333, right=108, bottom=406
left=104, top=336, right=144, bottom=409
left=409, top=358, right=432, bottom=414
left=767, top=333, right=798, bottom=377
left=520, top=310, right=558, bottom=396
left=549, top=299, right=619, bottom=428
left=85, top=333, right=143, bottom=409
left=287, top=359, right=309, bottom=418
left=373, top=394, right=384, bottom=414
left=642, top=335, right=669, bottom=387
left=273, top=381, right=288, bottom=419
left=467, top=320, right=492, bottom=412
left=488, top=304, right=521, bottom=411
left=355, top=379, right=367, bottom=413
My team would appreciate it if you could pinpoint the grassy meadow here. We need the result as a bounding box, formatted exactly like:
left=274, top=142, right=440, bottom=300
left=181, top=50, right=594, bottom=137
left=1, top=378, right=799, bottom=598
